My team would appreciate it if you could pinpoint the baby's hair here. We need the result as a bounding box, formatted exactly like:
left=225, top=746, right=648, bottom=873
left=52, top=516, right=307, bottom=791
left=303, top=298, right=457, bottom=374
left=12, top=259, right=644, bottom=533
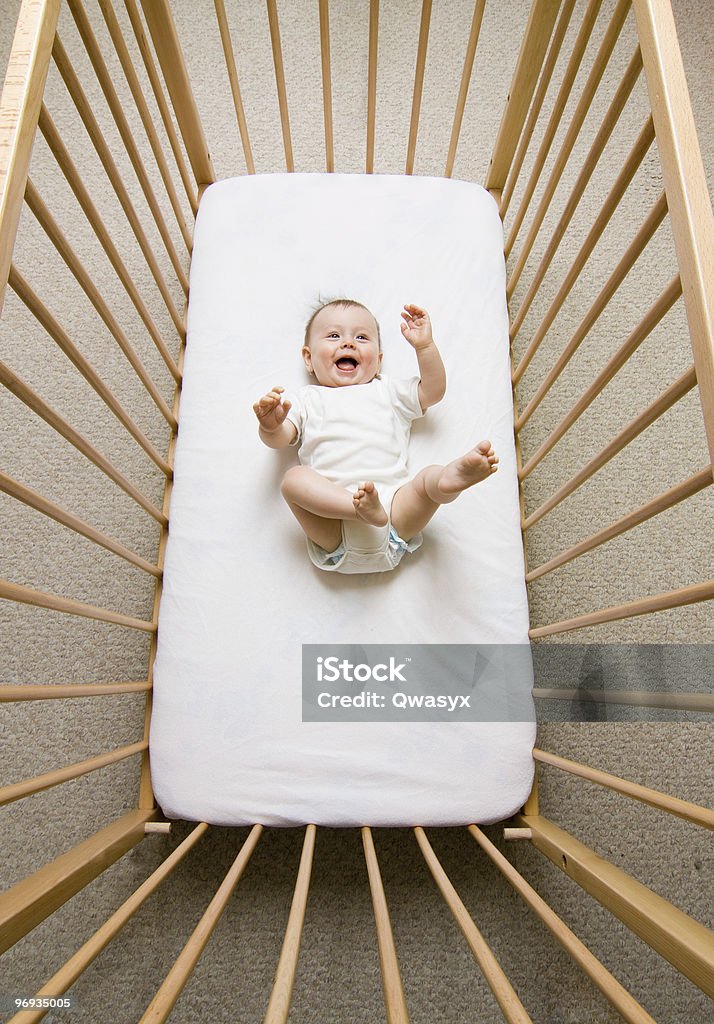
left=304, top=298, right=382, bottom=351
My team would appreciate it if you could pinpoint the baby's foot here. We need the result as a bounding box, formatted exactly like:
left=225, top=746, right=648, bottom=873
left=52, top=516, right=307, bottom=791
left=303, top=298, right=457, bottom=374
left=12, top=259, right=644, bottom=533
left=437, top=441, right=499, bottom=496
left=353, top=481, right=389, bottom=526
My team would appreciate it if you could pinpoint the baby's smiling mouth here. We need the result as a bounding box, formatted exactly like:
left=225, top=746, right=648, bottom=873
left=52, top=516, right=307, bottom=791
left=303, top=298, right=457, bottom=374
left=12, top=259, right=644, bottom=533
left=335, top=356, right=358, bottom=370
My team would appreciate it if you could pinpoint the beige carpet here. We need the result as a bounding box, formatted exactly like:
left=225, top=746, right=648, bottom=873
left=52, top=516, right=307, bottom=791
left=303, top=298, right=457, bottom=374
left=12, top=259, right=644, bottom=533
left=1, top=1, right=712, bottom=1021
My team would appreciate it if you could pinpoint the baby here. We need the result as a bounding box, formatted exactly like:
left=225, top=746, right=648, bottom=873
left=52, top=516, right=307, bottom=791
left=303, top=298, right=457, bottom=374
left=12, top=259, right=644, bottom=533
left=253, top=299, right=498, bottom=573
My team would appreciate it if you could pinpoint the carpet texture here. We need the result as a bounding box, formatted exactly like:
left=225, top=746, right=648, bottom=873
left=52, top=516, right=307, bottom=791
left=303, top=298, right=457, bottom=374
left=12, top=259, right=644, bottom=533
left=1, top=2, right=712, bottom=1021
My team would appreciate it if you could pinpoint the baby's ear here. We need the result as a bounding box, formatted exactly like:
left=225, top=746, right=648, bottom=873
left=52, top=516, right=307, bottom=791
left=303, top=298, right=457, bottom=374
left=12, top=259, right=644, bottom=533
left=301, top=345, right=312, bottom=371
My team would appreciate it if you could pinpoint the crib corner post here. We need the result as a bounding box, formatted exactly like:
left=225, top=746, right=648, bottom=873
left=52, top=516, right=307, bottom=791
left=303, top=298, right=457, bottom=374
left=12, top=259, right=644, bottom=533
left=522, top=762, right=540, bottom=816
left=632, top=0, right=714, bottom=467
left=0, top=0, right=60, bottom=318
left=485, top=0, right=561, bottom=193
left=139, top=0, right=216, bottom=189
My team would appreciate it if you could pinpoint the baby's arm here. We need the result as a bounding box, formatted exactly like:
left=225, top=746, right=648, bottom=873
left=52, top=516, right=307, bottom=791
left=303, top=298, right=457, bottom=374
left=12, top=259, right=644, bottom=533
left=400, top=304, right=446, bottom=410
left=253, top=385, right=298, bottom=448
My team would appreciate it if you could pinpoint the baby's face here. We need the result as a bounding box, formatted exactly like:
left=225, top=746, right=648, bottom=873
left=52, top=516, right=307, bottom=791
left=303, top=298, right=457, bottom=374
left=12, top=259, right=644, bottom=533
left=302, top=305, right=383, bottom=387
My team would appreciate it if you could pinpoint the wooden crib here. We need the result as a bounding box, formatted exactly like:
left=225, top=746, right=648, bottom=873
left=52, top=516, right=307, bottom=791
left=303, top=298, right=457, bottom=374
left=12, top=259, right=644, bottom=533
left=0, top=0, right=712, bottom=1020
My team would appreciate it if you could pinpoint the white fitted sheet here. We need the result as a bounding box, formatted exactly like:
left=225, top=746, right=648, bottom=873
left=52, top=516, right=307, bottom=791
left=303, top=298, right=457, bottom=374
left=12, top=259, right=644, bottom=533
left=150, top=173, right=535, bottom=826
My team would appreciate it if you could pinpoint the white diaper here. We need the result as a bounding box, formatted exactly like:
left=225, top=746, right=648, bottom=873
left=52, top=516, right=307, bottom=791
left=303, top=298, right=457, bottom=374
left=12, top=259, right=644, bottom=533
left=307, top=518, right=423, bottom=574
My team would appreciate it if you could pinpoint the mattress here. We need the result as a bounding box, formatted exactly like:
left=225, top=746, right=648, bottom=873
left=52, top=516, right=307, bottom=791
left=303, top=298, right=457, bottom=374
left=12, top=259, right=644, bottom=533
left=150, top=173, right=535, bottom=826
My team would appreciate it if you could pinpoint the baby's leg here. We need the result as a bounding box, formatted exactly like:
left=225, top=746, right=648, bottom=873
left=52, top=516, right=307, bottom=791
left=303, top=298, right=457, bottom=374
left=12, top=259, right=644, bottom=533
left=391, top=441, right=498, bottom=540
left=281, top=467, right=388, bottom=550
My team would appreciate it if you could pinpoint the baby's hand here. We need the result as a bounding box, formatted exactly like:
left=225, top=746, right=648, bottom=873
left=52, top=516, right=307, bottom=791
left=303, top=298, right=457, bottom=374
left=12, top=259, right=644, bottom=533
left=253, top=385, right=291, bottom=432
left=400, top=304, right=434, bottom=350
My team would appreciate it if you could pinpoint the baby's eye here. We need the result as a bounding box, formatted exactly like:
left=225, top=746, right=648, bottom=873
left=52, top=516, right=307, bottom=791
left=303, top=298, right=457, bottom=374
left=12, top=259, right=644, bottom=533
left=328, top=332, right=340, bottom=339
left=357, top=335, right=369, bottom=341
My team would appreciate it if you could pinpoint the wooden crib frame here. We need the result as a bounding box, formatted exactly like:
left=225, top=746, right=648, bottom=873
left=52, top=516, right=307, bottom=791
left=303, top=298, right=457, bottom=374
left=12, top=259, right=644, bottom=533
left=1, top=0, right=712, bottom=1020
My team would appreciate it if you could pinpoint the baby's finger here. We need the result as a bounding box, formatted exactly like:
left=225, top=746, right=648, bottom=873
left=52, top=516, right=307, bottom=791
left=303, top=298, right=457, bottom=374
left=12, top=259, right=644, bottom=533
left=275, top=400, right=292, bottom=422
left=255, top=397, right=277, bottom=416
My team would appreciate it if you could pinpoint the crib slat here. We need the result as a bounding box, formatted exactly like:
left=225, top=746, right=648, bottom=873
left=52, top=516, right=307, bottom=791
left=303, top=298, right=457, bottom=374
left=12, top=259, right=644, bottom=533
left=213, top=0, right=255, bottom=175
left=0, top=470, right=162, bottom=577
left=444, top=0, right=486, bottom=178
left=633, top=0, right=714, bottom=466
left=37, top=103, right=181, bottom=381
left=499, top=0, right=576, bottom=217
left=124, top=0, right=198, bottom=212
left=362, top=828, right=410, bottom=1024
left=405, top=0, right=431, bottom=176
left=97, top=0, right=192, bottom=251
left=507, top=0, right=630, bottom=296
left=51, top=32, right=188, bottom=330
left=522, top=365, right=696, bottom=528
left=0, top=808, right=154, bottom=956
left=0, top=0, right=60, bottom=318
left=6, top=824, right=209, bottom=1024
left=317, top=0, right=334, bottom=173
left=139, top=0, right=215, bottom=187
left=366, top=0, right=378, bottom=173
left=0, top=739, right=147, bottom=807
left=502, top=0, right=603, bottom=257
left=516, top=814, right=714, bottom=997
left=0, top=359, right=168, bottom=524
left=0, top=578, right=157, bottom=631
left=467, top=826, right=658, bottom=1024
left=486, top=0, right=562, bottom=192
left=66, top=0, right=189, bottom=291
left=510, top=46, right=644, bottom=341
left=519, top=274, right=682, bottom=480
left=24, top=178, right=177, bottom=429
left=414, top=828, right=533, bottom=1024
left=514, top=190, right=667, bottom=391
left=266, top=0, right=294, bottom=173
left=529, top=578, right=714, bottom=638
left=526, top=467, right=713, bottom=581
left=512, top=116, right=656, bottom=396
left=139, top=825, right=264, bottom=1023
left=534, top=688, right=714, bottom=713
left=8, top=265, right=174, bottom=477
left=0, top=681, right=151, bottom=700
left=532, top=749, right=714, bottom=829
left=263, top=824, right=317, bottom=1023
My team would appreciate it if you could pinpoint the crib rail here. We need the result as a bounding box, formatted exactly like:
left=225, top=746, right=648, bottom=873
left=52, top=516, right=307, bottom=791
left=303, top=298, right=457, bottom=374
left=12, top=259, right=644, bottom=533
left=498, top=0, right=714, bottom=640
left=2, top=775, right=712, bottom=1022
left=1, top=1, right=713, bottom=1021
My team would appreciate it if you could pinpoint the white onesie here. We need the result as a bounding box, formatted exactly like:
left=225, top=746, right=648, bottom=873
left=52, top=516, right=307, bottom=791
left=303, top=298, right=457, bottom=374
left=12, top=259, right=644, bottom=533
left=285, top=375, right=425, bottom=573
